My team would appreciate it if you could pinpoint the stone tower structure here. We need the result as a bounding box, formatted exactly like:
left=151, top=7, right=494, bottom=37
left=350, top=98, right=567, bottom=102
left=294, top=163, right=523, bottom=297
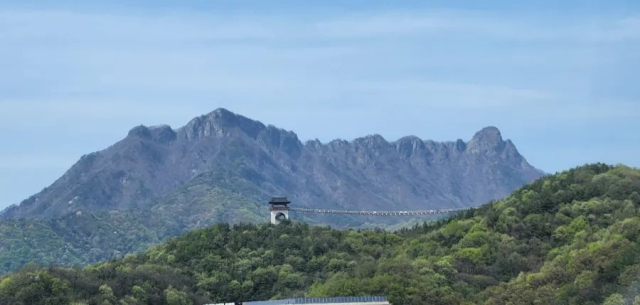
left=269, top=197, right=290, bottom=224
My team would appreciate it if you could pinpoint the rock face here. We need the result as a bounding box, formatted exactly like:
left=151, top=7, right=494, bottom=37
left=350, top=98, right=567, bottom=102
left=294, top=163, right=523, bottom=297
left=0, top=108, right=544, bottom=223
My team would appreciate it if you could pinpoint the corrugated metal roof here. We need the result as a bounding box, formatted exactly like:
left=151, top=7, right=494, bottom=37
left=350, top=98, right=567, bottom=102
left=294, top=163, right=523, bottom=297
left=207, top=296, right=388, bottom=305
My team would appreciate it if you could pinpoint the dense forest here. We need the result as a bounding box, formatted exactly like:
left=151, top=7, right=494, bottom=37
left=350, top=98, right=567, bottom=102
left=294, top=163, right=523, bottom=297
left=1, top=163, right=640, bottom=305
left=0, top=182, right=265, bottom=276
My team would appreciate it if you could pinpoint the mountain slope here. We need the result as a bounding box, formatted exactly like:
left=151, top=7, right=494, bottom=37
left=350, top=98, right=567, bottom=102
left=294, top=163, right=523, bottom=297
left=2, top=163, right=640, bottom=305
left=0, top=180, right=264, bottom=275
left=0, top=211, right=174, bottom=273
left=0, top=108, right=543, bottom=223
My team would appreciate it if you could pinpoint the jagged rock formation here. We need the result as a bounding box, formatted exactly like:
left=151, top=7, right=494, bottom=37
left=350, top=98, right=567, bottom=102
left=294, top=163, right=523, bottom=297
left=0, top=108, right=543, bottom=222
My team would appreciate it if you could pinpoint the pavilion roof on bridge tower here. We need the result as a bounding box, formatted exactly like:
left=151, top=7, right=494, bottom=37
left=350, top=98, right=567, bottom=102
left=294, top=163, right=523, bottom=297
left=269, top=197, right=291, bottom=205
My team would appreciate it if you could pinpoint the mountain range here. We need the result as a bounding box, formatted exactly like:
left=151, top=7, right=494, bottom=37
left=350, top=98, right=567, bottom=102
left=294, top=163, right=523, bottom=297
left=0, top=108, right=544, bottom=274
left=1, top=108, right=543, bottom=220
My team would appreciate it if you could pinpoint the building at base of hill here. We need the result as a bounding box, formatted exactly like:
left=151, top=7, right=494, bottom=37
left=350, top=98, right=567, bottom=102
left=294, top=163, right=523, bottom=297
left=208, top=296, right=391, bottom=305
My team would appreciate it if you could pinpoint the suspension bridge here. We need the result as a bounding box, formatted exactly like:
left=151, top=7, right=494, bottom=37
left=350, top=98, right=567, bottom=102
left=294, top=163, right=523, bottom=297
left=288, top=207, right=470, bottom=216
left=268, top=197, right=475, bottom=224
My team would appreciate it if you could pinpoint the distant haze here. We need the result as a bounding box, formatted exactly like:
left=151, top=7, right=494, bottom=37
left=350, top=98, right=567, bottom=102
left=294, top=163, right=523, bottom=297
left=1, top=0, right=639, bottom=209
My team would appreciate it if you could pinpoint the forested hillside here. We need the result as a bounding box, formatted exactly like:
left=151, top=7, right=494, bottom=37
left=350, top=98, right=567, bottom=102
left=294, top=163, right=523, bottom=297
left=2, top=163, right=639, bottom=305
left=0, top=184, right=264, bottom=275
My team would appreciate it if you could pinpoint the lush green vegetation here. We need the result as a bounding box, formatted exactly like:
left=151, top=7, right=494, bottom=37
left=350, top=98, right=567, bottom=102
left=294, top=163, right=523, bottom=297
left=0, top=167, right=438, bottom=276
left=0, top=210, right=174, bottom=275
left=1, top=163, right=441, bottom=276
left=2, top=163, right=640, bottom=305
left=0, top=184, right=265, bottom=276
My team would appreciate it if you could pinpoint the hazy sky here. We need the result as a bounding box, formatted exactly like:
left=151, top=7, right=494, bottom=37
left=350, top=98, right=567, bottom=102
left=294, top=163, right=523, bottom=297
left=1, top=0, right=639, bottom=209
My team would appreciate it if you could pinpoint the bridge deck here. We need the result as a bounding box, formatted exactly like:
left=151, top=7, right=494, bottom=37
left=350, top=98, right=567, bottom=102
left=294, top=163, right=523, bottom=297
left=208, top=296, right=390, bottom=305
left=288, top=207, right=470, bottom=216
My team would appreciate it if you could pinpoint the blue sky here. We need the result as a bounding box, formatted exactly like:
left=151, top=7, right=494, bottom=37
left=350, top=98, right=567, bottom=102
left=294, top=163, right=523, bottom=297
left=1, top=0, right=639, bottom=209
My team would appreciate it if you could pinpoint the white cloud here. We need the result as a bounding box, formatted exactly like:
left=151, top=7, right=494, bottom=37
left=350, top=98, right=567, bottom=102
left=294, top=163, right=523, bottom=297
left=2, top=7, right=635, bottom=98
left=582, top=16, right=640, bottom=42
left=342, top=80, right=551, bottom=108
left=2, top=8, right=638, bottom=46
left=542, top=100, right=640, bottom=120
left=2, top=79, right=638, bottom=137
left=0, top=10, right=290, bottom=43
left=313, top=11, right=460, bottom=38
left=309, top=9, right=640, bottom=43
left=0, top=80, right=550, bottom=121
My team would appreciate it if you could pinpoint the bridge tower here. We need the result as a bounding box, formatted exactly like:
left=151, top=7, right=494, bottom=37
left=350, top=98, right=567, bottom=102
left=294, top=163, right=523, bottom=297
left=269, top=197, right=290, bottom=224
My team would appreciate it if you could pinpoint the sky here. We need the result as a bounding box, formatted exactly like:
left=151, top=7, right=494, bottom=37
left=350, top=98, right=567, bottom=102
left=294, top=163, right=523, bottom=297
left=0, top=0, right=639, bottom=210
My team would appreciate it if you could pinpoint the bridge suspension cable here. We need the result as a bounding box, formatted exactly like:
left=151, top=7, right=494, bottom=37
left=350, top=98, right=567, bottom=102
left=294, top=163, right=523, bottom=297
left=288, top=207, right=473, bottom=216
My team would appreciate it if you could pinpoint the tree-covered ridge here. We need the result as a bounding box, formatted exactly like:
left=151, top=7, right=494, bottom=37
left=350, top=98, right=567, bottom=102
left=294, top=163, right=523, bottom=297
left=0, top=183, right=265, bottom=276
left=0, top=210, right=176, bottom=275
left=2, top=163, right=640, bottom=305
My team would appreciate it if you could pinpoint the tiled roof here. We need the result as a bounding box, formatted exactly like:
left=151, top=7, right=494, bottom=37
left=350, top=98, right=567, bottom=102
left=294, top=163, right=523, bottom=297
left=269, top=197, right=291, bottom=204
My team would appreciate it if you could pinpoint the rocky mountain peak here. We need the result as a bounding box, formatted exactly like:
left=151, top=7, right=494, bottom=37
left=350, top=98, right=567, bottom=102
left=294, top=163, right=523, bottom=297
left=203, top=107, right=252, bottom=129
left=394, top=136, right=427, bottom=156
left=471, top=126, right=503, bottom=143
left=127, top=125, right=176, bottom=144
left=210, top=107, right=235, bottom=118
left=352, top=134, right=389, bottom=149
left=466, top=126, right=506, bottom=154
left=127, top=125, right=152, bottom=139
left=180, top=108, right=266, bottom=140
